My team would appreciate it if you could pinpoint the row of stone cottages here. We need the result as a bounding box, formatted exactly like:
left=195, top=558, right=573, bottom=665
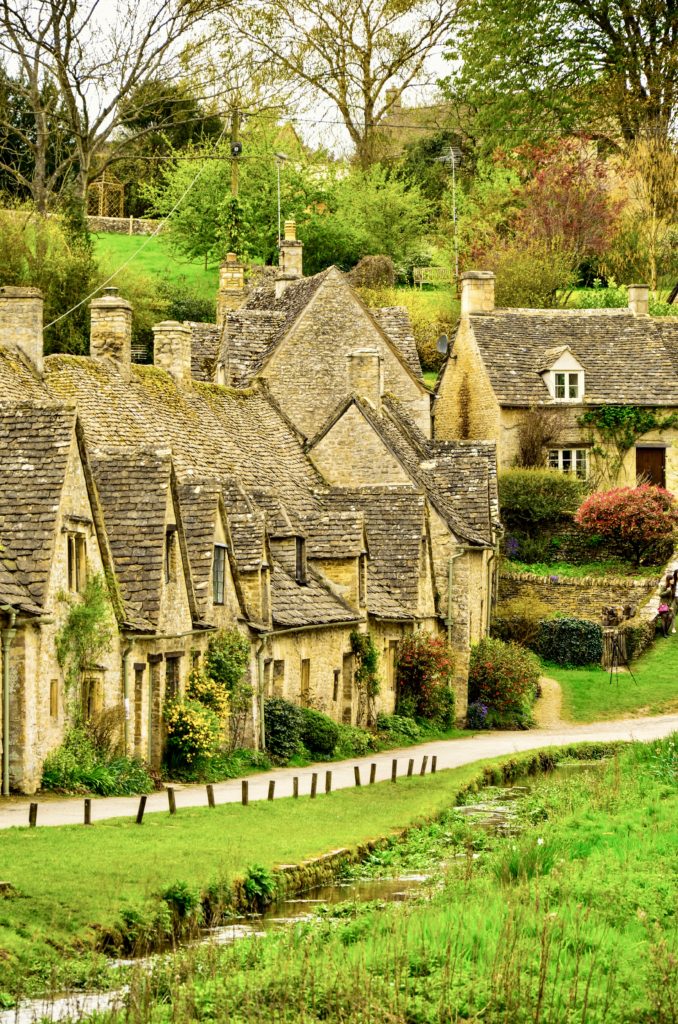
left=0, top=230, right=499, bottom=792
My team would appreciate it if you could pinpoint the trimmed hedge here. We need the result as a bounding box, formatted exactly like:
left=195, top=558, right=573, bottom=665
left=299, top=707, right=339, bottom=756
left=620, top=619, right=655, bottom=661
left=499, top=469, right=585, bottom=534
left=538, top=617, right=603, bottom=666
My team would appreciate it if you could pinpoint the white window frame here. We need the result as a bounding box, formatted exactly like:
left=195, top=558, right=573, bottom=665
left=552, top=371, right=582, bottom=401
left=213, top=544, right=227, bottom=605
left=548, top=448, right=588, bottom=479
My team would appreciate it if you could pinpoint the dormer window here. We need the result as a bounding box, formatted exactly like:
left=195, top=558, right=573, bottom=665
left=554, top=371, right=581, bottom=401
left=213, top=544, right=227, bottom=605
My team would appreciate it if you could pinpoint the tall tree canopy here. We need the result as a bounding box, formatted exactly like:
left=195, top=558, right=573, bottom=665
left=214, top=0, right=460, bottom=167
left=444, top=0, right=678, bottom=149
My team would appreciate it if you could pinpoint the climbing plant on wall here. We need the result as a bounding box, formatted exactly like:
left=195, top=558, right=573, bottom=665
left=350, top=630, right=380, bottom=727
left=55, top=573, right=115, bottom=703
left=578, top=406, right=678, bottom=485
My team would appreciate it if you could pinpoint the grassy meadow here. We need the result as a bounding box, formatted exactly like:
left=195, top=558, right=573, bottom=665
left=93, top=233, right=218, bottom=303
left=546, top=629, right=678, bottom=722
left=113, top=736, right=677, bottom=1024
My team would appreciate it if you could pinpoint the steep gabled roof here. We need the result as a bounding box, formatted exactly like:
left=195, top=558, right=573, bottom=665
left=187, top=322, right=222, bottom=382
left=466, top=308, right=678, bottom=407
left=221, top=478, right=267, bottom=573
left=0, top=402, right=75, bottom=608
left=370, top=307, right=422, bottom=380
left=90, top=448, right=176, bottom=630
left=328, top=489, right=427, bottom=617
left=655, top=318, right=678, bottom=376
left=301, top=509, right=367, bottom=559
left=0, top=347, right=51, bottom=402
left=222, top=309, right=287, bottom=387
left=270, top=563, right=359, bottom=629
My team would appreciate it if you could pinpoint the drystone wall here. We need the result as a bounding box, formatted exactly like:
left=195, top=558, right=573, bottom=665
left=499, top=571, right=657, bottom=621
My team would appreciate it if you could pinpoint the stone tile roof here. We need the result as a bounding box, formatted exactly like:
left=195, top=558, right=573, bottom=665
left=0, top=401, right=74, bottom=609
left=428, top=441, right=499, bottom=539
left=90, top=449, right=173, bottom=630
left=186, top=322, right=222, bottom=382
left=44, top=359, right=326, bottom=525
left=0, top=348, right=51, bottom=402
left=221, top=478, right=266, bottom=573
left=654, top=319, right=678, bottom=375
left=466, top=309, right=678, bottom=406
left=302, top=509, right=367, bottom=559
left=370, top=307, right=423, bottom=379
left=328, top=489, right=427, bottom=618
left=270, top=563, right=359, bottom=629
left=177, top=479, right=221, bottom=617
left=221, top=310, right=287, bottom=387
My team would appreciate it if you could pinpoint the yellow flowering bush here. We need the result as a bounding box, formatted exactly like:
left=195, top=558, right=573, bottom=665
left=186, top=667, right=230, bottom=725
left=165, top=699, right=220, bottom=766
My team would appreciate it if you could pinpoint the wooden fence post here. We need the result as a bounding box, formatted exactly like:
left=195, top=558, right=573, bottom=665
left=167, top=788, right=176, bottom=815
left=325, top=770, right=332, bottom=794
left=293, top=776, right=299, bottom=798
left=407, top=759, right=414, bottom=777
left=206, top=784, right=215, bottom=808
left=391, top=759, right=397, bottom=783
left=310, top=773, right=318, bottom=798
left=84, top=798, right=92, bottom=825
left=136, top=795, right=147, bottom=824
left=420, top=756, right=428, bottom=776
left=28, top=803, right=38, bottom=827
left=369, top=763, right=377, bottom=785
left=354, top=766, right=361, bottom=787
left=241, top=781, right=249, bottom=806
left=268, top=780, right=275, bottom=801
left=431, top=755, right=437, bottom=774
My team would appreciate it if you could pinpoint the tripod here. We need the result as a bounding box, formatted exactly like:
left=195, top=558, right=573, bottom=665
left=608, top=630, right=638, bottom=686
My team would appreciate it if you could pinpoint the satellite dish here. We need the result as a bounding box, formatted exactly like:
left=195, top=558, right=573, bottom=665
left=436, top=334, right=449, bottom=354
left=231, top=142, right=243, bottom=157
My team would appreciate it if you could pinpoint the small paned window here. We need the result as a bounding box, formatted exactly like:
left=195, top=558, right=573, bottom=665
left=553, top=371, right=581, bottom=401
left=300, top=658, right=311, bottom=705
left=264, top=659, right=273, bottom=696
left=332, top=669, right=340, bottom=701
left=295, top=537, right=307, bottom=584
left=67, top=534, right=87, bottom=592
left=165, top=527, right=177, bottom=584
left=165, top=657, right=180, bottom=700
left=213, top=544, right=227, bottom=605
left=358, top=554, right=367, bottom=607
left=548, top=448, right=588, bottom=479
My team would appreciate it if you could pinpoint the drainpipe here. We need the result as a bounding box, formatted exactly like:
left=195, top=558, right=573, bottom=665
left=121, top=643, right=132, bottom=755
left=1, top=608, right=17, bottom=797
left=256, top=637, right=268, bottom=751
left=486, top=526, right=503, bottom=634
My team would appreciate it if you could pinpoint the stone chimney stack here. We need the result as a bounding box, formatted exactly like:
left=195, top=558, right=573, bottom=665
left=460, top=271, right=495, bottom=316
left=274, top=273, right=300, bottom=300
left=278, top=219, right=303, bottom=278
left=348, top=349, right=383, bottom=414
left=90, top=288, right=132, bottom=380
left=153, top=320, right=192, bottom=384
left=628, top=284, right=649, bottom=316
left=217, top=252, right=245, bottom=326
left=0, top=286, right=44, bottom=372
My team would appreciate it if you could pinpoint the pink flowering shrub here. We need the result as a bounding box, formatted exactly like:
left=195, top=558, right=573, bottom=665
left=468, top=637, right=540, bottom=729
left=575, top=485, right=678, bottom=565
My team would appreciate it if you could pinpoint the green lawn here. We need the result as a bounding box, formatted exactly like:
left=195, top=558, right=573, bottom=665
left=93, top=233, right=218, bottom=302
left=506, top=558, right=658, bottom=579
left=546, top=629, right=678, bottom=722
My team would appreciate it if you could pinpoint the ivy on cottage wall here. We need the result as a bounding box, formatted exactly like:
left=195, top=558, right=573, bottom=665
left=578, top=406, right=678, bottom=485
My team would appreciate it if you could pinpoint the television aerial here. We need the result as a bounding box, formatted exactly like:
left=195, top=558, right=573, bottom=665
left=435, top=146, right=463, bottom=282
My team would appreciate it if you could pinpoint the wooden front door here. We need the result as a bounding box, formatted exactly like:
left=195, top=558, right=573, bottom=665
left=636, top=447, right=666, bottom=487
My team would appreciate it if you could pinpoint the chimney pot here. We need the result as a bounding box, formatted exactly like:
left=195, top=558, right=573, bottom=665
left=628, top=283, right=649, bottom=316
left=460, top=271, right=495, bottom=316
left=279, top=221, right=303, bottom=277
left=90, top=291, right=133, bottom=380
left=284, top=220, right=297, bottom=242
left=348, top=348, right=383, bottom=413
left=0, top=286, right=44, bottom=372
left=153, top=320, right=192, bottom=383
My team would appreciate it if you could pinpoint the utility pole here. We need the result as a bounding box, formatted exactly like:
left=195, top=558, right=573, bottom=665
left=230, top=107, right=241, bottom=197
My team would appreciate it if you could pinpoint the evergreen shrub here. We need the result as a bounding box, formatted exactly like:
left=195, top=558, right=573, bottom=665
left=492, top=595, right=553, bottom=650
left=299, top=707, right=339, bottom=756
left=538, top=617, right=603, bottom=666
left=499, top=469, right=584, bottom=535
left=264, top=697, right=304, bottom=762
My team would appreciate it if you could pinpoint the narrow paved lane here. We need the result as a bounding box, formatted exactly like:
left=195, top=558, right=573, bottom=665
left=1, top=712, right=676, bottom=829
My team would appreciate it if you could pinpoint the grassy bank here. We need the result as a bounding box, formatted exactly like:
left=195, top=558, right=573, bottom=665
left=0, top=745, right=613, bottom=996
left=93, top=233, right=218, bottom=302
left=115, top=735, right=678, bottom=1024
left=546, top=629, right=678, bottom=722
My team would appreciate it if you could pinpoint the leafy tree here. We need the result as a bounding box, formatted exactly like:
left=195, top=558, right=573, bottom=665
left=576, top=485, right=678, bottom=565
left=215, top=0, right=461, bottom=167
left=444, top=0, right=678, bottom=150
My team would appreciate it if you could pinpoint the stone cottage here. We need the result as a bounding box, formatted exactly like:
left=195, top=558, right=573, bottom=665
left=0, top=244, right=499, bottom=792
left=434, top=271, right=678, bottom=489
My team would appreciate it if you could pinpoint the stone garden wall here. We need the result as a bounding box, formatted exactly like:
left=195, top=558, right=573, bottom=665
left=499, top=571, right=657, bottom=621
left=87, top=215, right=164, bottom=235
